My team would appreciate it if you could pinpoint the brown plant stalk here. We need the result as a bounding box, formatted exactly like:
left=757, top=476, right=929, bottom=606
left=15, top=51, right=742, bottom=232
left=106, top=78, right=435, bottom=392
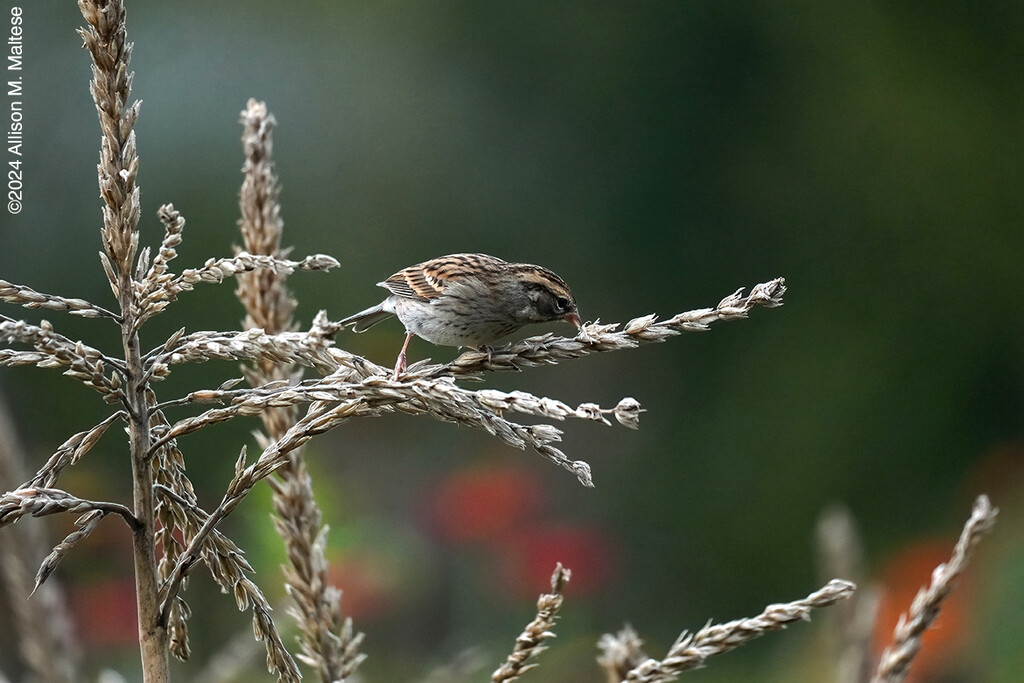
left=76, top=1, right=171, bottom=679
left=236, top=98, right=365, bottom=681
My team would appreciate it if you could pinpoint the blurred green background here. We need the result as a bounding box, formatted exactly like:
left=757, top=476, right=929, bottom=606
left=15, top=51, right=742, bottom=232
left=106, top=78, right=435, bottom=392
left=2, top=2, right=1023, bottom=681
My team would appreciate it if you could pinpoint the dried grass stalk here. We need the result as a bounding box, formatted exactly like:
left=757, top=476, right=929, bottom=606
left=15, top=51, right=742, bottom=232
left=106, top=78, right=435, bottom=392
left=599, top=579, right=856, bottom=682
left=77, top=1, right=176, bottom=678
left=156, top=371, right=610, bottom=487
left=871, top=495, right=998, bottom=683
left=146, top=204, right=185, bottom=285
left=155, top=474, right=300, bottom=679
left=0, top=486, right=135, bottom=528
left=0, top=485, right=135, bottom=595
left=26, top=411, right=124, bottom=488
left=0, top=317, right=123, bottom=397
left=145, top=251, right=338, bottom=321
left=77, top=0, right=142, bottom=280
left=597, top=625, right=650, bottom=683
left=151, top=323, right=341, bottom=375
left=492, top=563, right=571, bottom=682
left=148, top=387, right=206, bottom=662
left=237, top=98, right=365, bottom=681
left=817, top=504, right=878, bottom=683
left=33, top=509, right=107, bottom=594
left=152, top=477, right=255, bottom=662
left=420, top=278, right=786, bottom=377
left=0, top=279, right=119, bottom=320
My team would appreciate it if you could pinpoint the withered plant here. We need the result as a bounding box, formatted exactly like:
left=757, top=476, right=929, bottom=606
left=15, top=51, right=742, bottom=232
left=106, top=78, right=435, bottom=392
left=3, top=2, right=989, bottom=682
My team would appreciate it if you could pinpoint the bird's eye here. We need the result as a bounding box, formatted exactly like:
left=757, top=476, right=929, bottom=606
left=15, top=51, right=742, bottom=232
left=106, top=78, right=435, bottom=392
left=555, top=296, right=570, bottom=312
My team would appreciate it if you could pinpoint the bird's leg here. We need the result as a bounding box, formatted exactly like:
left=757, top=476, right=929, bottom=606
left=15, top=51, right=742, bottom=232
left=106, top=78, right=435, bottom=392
left=393, top=331, right=413, bottom=380
left=462, top=344, right=493, bottom=364
left=479, top=344, right=493, bottom=364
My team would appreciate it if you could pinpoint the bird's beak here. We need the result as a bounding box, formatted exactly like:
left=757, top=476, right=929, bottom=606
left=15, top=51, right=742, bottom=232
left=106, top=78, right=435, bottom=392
left=564, top=311, right=582, bottom=329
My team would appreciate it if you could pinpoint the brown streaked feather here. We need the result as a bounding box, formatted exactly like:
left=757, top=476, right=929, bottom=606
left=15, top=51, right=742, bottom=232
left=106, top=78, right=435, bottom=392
left=378, top=253, right=508, bottom=301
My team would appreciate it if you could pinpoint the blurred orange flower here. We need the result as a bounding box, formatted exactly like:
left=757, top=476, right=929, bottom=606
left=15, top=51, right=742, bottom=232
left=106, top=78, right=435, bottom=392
left=873, top=539, right=972, bottom=682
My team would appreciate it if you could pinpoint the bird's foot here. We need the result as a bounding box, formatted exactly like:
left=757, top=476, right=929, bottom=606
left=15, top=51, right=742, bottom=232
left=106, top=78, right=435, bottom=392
left=392, top=332, right=413, bottom=380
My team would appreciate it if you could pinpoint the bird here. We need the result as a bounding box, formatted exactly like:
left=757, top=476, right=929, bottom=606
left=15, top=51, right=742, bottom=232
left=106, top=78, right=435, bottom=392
left=338, top=253, right=581, bottom=378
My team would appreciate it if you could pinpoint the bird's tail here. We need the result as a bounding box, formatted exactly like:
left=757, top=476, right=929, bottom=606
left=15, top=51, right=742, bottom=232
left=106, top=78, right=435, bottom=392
left=338, top=303, right=393, bottom=332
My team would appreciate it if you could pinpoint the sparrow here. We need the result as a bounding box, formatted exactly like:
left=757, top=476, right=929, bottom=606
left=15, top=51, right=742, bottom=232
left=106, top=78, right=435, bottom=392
left=339, top=253, right=581, bottom=378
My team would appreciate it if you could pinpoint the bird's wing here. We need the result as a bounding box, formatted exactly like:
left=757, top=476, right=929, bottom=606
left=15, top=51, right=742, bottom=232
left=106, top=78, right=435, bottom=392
left=378, top=253, right=506, bottom=301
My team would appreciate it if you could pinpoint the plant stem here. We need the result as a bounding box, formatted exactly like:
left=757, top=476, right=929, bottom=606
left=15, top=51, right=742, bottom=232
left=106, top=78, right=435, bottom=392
left=123, top=317, right=169, bottom=681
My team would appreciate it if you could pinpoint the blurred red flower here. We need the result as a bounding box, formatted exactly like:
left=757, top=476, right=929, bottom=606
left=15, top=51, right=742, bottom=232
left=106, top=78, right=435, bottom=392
left=327, top=554, right=397, bottom=619
left=70, top=577, right=138, bottom=648
left=496, top=525, right=615, bottom=598
left=422, top=465, right=545, bottom=543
